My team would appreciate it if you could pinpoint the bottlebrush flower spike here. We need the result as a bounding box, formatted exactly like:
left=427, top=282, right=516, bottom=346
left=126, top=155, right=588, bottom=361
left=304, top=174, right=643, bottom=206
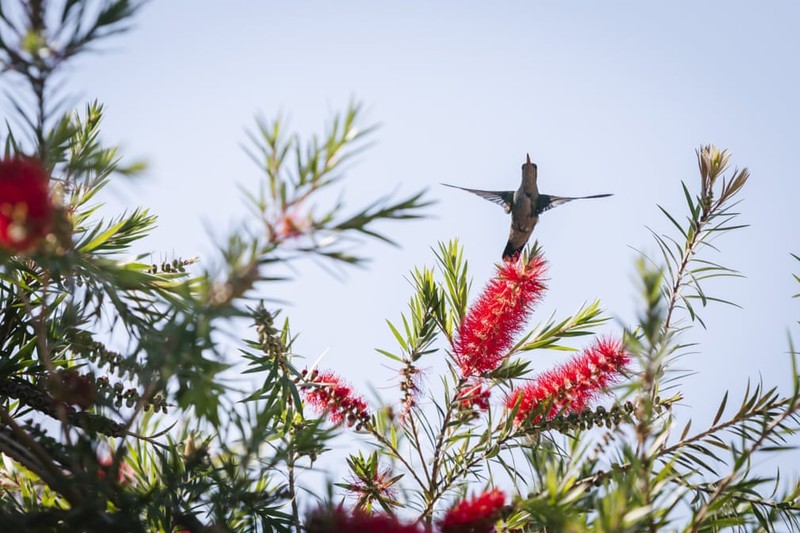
left=0, top=157, right=53, bottom=252
left=97, top=454, right=136, bottom=485
left=302, top=369, right=370, bottom=427
left=398, top=359, right=422, bottom=420
left=438, top=488, right=505, bottom=533
left=306, top=505, right=422, bottom=533
left=456, top=381, right=491, bottom=411
left=454, top=253, right=547, bottom=377
left=507, top=337, right=629, bottom=423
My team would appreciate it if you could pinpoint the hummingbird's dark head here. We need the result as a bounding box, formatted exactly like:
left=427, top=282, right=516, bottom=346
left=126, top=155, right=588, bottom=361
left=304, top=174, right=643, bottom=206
left=522, top=153, right=537, bottom=171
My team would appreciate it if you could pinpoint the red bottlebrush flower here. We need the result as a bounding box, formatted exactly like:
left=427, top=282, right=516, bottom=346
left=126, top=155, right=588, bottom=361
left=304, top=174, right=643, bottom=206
left=276, top=207, right=310, bottom=239
left=454, top=254, right=547, bottom=377
left=439, top=488, right=505, bottom=533
left=302, top=369, right=371, bottom=427
left=97, top=455, right=135, bottom=485
left=456, top=381, right=491, bottom=411
left=306, top=505, right=422, bottom=533
left=507, top=337, right=630, bottom=423
left=49, top=369, right=97, bottom=410
left=0, top=157, right=52, bottom=252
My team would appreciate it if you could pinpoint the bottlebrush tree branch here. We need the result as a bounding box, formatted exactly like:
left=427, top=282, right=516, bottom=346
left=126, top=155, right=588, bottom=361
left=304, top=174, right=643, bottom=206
left=242, top=101, right=433, bottom=267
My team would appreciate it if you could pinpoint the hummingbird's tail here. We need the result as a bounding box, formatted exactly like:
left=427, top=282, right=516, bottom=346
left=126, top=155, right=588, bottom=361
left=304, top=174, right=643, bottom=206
left=502, top=241, right=524, bottom=260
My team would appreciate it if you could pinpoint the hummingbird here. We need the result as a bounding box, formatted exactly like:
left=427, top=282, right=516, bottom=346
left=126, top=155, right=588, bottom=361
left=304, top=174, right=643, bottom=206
left=444, top=154, right=613, bottom=259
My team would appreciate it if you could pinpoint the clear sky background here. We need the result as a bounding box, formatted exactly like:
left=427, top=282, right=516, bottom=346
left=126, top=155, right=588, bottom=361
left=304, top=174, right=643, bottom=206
left=61, top=1, right=800, bottom=482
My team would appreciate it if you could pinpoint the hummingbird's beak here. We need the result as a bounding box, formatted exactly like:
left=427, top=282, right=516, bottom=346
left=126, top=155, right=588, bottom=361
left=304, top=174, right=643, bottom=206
left=526, top=153, right=532, bottom=165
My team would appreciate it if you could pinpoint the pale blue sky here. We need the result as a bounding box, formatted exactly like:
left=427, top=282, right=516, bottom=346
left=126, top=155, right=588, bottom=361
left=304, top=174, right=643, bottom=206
left=63, top=1, right=800, bottom=479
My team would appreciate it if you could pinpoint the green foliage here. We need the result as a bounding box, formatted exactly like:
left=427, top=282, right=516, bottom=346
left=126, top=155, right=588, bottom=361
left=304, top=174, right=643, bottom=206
left=242, top=101, right=432, bottom=265
left=0, top=2, right=430, bottom=530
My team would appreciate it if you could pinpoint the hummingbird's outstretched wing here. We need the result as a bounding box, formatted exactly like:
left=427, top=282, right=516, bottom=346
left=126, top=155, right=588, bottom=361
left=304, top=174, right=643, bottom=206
left=442, top=184, right=514, bottom=214
left=536, top=193, right=613, bottom=215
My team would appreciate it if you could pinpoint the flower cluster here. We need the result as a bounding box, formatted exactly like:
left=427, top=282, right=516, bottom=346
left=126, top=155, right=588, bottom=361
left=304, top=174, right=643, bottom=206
left=97, top=454, right=136, bottom=485
left=507, top=337, right=629, bottom=423
left=306, top=505, right=422, bottom=533
left=302, top=369, right=370, bottom=427
left=438, top=488, right=505, bottom=533
left=454, top=254, right=547, bottom=377
left=48, top=369, right=96, bottom=410
left=275, top=207, right=311, bottom=240
left=0, top=157, right=52, bottom=252
left=398, top=359, right=422, bottom=419
left=456, top=381, right=491, bottom=412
